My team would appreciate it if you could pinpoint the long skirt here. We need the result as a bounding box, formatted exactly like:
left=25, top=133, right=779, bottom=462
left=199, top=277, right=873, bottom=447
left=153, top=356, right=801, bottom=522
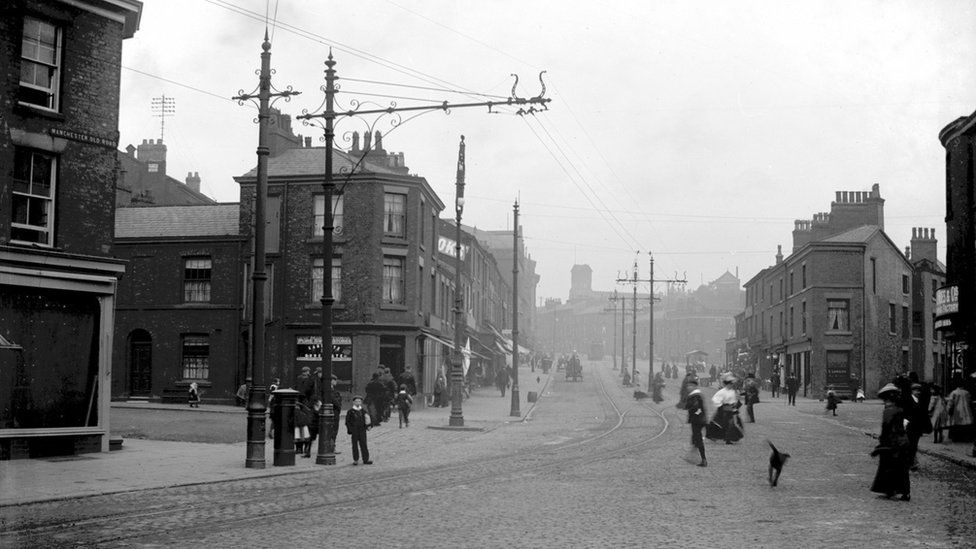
left=706, top=408, right=744, bottom=442
left=870, top=448, right=910, bottom=496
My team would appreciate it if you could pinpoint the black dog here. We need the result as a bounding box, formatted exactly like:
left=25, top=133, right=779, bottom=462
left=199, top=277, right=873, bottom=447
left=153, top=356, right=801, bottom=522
left=767, top=440, right=790, bottom=487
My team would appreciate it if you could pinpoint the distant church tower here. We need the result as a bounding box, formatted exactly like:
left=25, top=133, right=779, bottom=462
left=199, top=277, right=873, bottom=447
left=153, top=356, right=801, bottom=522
left=569, top=264, right=593, bottom=301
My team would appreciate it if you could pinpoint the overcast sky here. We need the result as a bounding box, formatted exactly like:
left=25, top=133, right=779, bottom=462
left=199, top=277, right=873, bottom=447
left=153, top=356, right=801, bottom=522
left=118, top=0, right=976, bottom=302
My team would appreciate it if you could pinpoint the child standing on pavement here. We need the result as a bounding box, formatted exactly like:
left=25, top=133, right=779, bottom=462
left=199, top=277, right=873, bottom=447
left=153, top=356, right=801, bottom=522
left=394, top=384, right=413, bottom=428
left=188, top=382, right=201, bottom=408
left=345, top=395, right=372, bottom=465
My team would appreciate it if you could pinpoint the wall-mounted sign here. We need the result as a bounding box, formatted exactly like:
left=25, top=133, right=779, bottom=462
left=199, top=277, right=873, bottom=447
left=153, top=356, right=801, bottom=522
left=437, top=236, right=469, bottom=261
left=49, top=127, right=117, bottom=148
left=936, top=285, right=959, bottom=317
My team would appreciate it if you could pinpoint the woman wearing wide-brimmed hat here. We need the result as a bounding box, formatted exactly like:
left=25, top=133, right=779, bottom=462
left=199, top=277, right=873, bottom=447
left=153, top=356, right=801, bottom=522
left=870, top=383, right=911, bottom=501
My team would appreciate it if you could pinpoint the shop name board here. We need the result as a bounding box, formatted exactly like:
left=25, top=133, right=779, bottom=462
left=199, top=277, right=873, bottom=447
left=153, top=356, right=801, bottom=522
left=936, top=286, right=959, bottom=317
left=296, top=335, right=352, bottom=361
left=437, top=236, right=469, bottom=260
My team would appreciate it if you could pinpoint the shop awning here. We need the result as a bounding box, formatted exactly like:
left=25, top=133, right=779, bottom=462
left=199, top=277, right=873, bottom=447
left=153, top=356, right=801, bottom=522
left=517, top=344, right=531, bottom=355
left=423, top=333, right=455, bottom=348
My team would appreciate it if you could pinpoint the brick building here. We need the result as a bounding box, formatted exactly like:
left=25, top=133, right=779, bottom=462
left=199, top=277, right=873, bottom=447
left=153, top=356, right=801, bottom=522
left=468, top=225, right=539, bottom=350
left=0, top=0, right=142, bottom=459
left=112, top=205, right=244, bottom=403
left=733, top=185, right=944, bottom=398
left=235, top=130, right=448, bottom=398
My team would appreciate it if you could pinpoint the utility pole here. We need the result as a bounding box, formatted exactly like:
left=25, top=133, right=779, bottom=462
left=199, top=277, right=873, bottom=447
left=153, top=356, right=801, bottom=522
left=646, top=252, right=685, bottom=384
left=233, top=31, right=299, bottom=469
left=298, top=55, right=550, bottom=434
left=510, top=200, right=520, bottom=418
left=605, top=290, right=619, bottom=370
left=620, top=283, right=627, bottom=379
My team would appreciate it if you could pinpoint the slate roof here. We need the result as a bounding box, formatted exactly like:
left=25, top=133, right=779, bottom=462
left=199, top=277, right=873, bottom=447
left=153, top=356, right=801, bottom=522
left=820, top=225, right=879, bottom=243
left=115, top=204, right=240, bottom=238
left=238, top=147, right=401, bottom=179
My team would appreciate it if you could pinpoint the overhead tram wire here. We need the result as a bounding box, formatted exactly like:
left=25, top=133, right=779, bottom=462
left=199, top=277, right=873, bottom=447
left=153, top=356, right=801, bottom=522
left=526, top=115, right=644, bottom=252
left=545, top=79, right=678, bottom=275
left=204, top=0, right=501, bottom=105
left=519, top=116, right=642, bottom=254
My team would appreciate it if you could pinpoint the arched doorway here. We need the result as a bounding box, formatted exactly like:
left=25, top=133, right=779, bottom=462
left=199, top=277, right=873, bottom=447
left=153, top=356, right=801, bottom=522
left=129, top=330, right=152, bottom=396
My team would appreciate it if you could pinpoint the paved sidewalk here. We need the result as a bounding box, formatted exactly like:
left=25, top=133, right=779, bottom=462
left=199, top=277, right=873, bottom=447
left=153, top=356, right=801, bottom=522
left=756, top=391, right=976, bottom=471
left=0, top=367, right=551, bottom=507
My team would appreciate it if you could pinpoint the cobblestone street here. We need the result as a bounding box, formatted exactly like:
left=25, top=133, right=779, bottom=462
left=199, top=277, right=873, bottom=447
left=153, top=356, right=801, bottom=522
left=4, top=361, right=975, bottom=548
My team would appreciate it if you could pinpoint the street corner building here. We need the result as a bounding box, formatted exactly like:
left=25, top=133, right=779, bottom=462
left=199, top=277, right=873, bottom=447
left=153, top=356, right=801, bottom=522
left=0, top=0, right=143, bottom=459
left=731, top=184, right=948, bottom=400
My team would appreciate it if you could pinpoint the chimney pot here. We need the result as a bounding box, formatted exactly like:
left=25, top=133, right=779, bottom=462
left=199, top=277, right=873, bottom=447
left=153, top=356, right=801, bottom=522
left=305, top=136, right=312, bottom=148
left=835, top=191, right=842, bottom=203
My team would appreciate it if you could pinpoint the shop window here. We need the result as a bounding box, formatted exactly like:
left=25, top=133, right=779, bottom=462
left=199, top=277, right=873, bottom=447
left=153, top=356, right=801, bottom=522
left=181, top=335, right=210, bottom=380
left=19, top=17, right=61, bottom=110
left=11, top=147, right=56, bottom=246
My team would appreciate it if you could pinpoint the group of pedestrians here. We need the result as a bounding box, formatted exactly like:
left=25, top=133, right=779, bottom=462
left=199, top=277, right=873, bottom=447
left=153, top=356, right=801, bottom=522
left=364, top=366, right=415, bottom=428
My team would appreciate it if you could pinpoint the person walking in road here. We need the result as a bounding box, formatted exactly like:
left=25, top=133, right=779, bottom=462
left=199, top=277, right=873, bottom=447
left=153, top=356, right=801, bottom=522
left=905, top=382, right=931, bottom=471
left=708, top=373, right=743, bottom=444
left=786, top=372, right=799, bottom=406
left=825, top=389, right=841, bottom=416
left=870, top=383, right=911, bottom=501
left=345, top=395, right=372, bottom=465
left=394, top=384, right=413, bottom=428
left=651, top=372, right=665, bottom=403
left=742, top=372, right=760, bottom=423
left=364, top=373, right=386, bottom=427
left=685, top=377, right=707, bottom=467
left=770, top=370, right=781, bottom=399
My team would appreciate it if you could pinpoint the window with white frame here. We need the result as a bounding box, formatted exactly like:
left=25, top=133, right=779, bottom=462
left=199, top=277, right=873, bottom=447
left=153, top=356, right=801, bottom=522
left=20, top=17, right=61, bottom=110
left=313, top=194, right=344, bottom=236
left=11, top=147, right=56, bottom=246
left=183, top=257, right=212, bottom=302
left=181, top=335, right=210, bottom=380
left=311, top=257, right=342, bottom=303
left=383, top=256, right=405, bottom=304
left=384, top=193, right=406, bottom=237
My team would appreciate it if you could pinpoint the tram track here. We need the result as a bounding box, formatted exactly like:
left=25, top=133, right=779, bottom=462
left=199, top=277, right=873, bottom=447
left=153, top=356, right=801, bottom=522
left=2, top=362, right=673, bottom=547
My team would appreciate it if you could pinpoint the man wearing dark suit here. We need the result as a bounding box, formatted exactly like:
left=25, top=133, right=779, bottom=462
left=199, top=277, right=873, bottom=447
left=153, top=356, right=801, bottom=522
left=786, top=373, right=799, bottom=406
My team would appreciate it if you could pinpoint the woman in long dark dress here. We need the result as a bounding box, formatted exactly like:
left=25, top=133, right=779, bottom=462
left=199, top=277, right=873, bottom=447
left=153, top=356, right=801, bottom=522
left=870, top=383, right=911, bottom=501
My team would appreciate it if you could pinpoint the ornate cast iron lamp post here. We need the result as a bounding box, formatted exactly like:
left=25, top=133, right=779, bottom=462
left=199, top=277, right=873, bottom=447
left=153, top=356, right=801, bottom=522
left=233, top=31, right=299, bottom=469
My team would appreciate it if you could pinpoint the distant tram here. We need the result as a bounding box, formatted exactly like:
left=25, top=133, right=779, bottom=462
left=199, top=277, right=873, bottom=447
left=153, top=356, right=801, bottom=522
left=589, top=342, right=604, bottom=360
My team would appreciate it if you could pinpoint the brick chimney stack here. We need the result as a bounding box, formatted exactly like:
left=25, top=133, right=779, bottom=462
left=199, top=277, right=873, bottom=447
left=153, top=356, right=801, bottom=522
left=137, top=138, right=167, bottom=175
left=910, top=227, right=938, bottom=264
left=185, top=171, right=201, bottom=193
left=775, top=244, right=783, bottom=265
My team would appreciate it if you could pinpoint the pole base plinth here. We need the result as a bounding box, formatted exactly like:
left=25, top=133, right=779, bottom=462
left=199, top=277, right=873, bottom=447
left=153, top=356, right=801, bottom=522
left=449, top=415, right=465, bottom=427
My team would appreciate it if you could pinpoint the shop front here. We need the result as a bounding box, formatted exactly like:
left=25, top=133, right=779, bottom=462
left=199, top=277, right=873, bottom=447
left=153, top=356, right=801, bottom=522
left=0, top=249, right=123, bottom=459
